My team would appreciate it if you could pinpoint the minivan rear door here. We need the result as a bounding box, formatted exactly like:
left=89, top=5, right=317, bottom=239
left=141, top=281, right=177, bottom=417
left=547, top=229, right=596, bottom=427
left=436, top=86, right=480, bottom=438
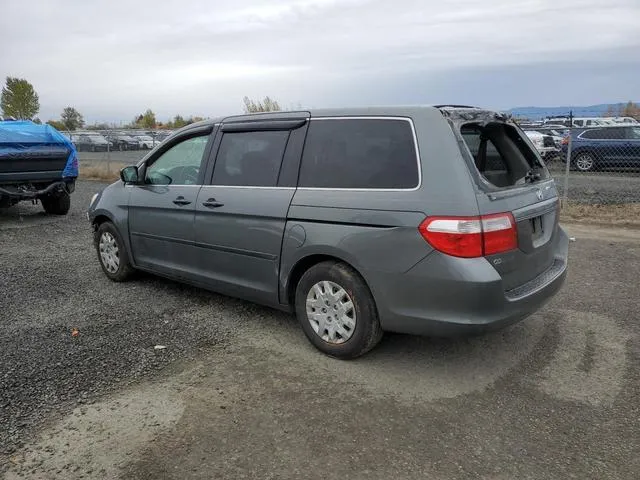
left=193, top=115, right=309, bottom=307
left=448, top=112, right=561, bottom=291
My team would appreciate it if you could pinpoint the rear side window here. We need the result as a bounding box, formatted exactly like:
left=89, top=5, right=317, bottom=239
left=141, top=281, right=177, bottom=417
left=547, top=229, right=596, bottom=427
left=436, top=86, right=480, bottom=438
left=581, top=128, right=625, bottom=140
left=212, top=131, right=289, bottom=187
left=298, top=118, right=419, bottom=189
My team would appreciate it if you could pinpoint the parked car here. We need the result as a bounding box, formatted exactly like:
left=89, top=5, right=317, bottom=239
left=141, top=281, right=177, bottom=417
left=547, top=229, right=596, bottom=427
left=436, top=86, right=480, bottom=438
left=88, top=106, right=568, bottom=358
left=602, top=116, right=639, bottom=125
left=523, top=130, right=562, bottom=161
left=154, top=132, right=172, bottom=143
left=536, top=125, right=570, bottom=136
left=130, top=134, right=155, bottom=149
left=571, top=117, right=612, bottom=128
left=73, top=133, right=111, bottom=152
left=563, top=125, right=640, bottom=172
left=0, top=120, right=77, bottom=214
left=107, top=133, right=139, bottom=151
left=543, top=117, right=610, bottom=128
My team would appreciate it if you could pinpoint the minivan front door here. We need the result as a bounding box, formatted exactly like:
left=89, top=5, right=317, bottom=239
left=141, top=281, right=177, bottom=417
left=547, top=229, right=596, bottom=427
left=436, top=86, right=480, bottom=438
left=193, top=119, right=307, bottom=306
left=128, top=132, right=212, bottom=277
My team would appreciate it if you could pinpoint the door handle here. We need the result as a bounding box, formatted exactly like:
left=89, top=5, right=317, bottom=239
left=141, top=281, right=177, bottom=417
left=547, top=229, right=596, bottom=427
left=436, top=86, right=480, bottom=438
left=202, top=198, right=224, bottom=208
left=173, top=196, right=192, bottom=206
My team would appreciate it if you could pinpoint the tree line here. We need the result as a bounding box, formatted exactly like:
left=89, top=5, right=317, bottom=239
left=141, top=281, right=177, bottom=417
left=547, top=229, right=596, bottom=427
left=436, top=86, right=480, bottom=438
left=1, top=76, right=283, bottom=131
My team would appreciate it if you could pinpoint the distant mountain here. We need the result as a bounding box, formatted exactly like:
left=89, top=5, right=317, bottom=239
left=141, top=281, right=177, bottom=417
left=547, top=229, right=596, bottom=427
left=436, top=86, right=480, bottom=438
left=507, top=103, right=633, bottom=120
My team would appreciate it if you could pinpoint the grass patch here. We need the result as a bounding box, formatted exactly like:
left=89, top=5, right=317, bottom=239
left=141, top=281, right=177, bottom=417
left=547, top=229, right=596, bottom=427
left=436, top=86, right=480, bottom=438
left=561, top=202, right=640, bottom=228
left=79, top=163, right=126, bottom=182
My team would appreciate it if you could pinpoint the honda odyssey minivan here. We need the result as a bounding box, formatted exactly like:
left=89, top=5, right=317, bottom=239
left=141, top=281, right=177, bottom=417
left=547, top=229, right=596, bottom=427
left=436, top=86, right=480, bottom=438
left=88, top=106, right=568, bottom=358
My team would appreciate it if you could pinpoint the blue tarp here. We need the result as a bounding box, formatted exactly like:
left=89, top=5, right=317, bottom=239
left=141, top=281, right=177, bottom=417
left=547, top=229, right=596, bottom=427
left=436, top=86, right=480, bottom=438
left=0, top=120, right=78, bottom=178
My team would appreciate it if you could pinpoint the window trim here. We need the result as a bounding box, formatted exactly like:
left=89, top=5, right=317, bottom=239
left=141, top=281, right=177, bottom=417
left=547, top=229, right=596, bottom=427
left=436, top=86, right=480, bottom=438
left=296, top=116, right=422, bottom=192
left=137, top=125, right=215, bottom=187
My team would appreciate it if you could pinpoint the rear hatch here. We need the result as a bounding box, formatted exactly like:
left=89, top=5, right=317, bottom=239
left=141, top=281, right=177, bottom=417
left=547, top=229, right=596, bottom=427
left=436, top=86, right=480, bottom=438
left=441, top=107, right=560, bottom=291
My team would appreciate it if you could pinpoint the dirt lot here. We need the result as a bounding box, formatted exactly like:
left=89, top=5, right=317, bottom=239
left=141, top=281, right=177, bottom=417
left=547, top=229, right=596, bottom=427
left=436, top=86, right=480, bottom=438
left=1, top=181, right=639, bottom=479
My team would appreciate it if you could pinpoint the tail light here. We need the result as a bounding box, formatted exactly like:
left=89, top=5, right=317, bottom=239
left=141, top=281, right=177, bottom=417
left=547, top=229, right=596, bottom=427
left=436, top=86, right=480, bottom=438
left=418, top=213, right=517, bottom=258
left=561, top=136, right=569, bottom=145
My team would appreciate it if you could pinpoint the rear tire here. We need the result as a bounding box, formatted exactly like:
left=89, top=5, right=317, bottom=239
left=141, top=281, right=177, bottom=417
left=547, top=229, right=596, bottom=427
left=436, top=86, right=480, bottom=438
left=95, top=221, right=134, bottom=282
left=41, top=192, right=71, bottom=215
left=295, top=261, right=383, bottom=359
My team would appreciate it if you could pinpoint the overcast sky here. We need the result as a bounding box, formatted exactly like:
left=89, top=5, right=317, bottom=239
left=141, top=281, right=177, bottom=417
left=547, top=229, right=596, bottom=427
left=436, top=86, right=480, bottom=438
left=1, top=0, right=639, bottom=123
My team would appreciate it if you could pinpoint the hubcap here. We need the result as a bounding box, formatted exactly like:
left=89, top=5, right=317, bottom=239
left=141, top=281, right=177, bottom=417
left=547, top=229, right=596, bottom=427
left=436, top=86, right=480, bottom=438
left=576, top=155, right=594, bottom=171
left=306, top=281, right=356, bottom=344
left=99, top=232, right=120, bottom=273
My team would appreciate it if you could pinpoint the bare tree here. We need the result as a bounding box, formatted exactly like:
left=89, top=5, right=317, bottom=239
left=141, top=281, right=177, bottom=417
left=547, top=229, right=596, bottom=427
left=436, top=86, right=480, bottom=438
left=242, top=96, right=282, bottom=114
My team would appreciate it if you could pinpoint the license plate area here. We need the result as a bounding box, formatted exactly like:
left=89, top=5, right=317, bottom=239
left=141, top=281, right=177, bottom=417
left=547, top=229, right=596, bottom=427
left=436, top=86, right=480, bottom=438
left=530, top=216, right=544, bottom=241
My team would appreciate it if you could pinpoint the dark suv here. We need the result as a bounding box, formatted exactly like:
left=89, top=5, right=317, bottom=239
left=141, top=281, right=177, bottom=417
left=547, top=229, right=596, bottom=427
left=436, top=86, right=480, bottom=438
left=88, top=106, right=568, bottom=358
left=564, top=125, right=640, bottom=171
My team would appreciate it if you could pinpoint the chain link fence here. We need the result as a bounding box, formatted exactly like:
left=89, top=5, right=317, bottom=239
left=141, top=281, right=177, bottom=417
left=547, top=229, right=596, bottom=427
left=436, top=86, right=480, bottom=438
left=517, top=116, right=640, bottom=222
left=66, top=128, right=172, bottom=178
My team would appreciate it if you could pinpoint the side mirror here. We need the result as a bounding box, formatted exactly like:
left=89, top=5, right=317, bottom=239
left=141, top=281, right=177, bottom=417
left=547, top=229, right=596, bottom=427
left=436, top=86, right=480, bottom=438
left=120, top=165, right=139, bottom=184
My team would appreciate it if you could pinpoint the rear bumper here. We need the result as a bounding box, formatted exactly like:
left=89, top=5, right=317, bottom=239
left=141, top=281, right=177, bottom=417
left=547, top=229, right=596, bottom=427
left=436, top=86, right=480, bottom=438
left=372, top=227, right=569, bottom=336
left=0, top=178, right=75, bottom=200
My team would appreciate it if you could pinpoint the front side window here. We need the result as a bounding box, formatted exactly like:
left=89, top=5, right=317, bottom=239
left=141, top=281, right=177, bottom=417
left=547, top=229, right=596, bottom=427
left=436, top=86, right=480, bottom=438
left=630, top=128, right=640, bottom=140
left=298, top=118, right=419, bottom=189
left=145, top=134, right=209, bottom=185
left=212, top=130, right=289, bottom=187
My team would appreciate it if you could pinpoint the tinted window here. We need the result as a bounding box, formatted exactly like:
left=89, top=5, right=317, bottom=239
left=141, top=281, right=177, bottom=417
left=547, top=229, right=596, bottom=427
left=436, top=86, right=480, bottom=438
left=580, top=129, right=600, bottom=139
left=630, top=128, right=640, bottom=140
left=298, top=119, right=419, bottom=189
left=212, top=131, right=289, bottom=187
left=581, top=128, right=625, bottom=140
left=145, top=134, right=209, bottom=185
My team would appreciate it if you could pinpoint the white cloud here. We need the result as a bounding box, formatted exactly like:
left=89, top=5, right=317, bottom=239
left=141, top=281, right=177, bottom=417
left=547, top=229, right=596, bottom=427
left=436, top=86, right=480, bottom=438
left=1, top=0, right=638, bottom=122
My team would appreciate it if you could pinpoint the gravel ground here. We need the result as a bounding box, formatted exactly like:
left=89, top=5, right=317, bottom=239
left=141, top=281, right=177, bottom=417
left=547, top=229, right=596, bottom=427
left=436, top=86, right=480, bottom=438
left=1, top=181, right=639, bottom=479
left=0, top=181, right=231, bottom=458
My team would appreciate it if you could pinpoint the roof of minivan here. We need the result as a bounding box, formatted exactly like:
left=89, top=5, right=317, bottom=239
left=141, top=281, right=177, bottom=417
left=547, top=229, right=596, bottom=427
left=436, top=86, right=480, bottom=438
left=176, top=106, right=511, bottom=136
left=180, top=105, right=457, bottom=130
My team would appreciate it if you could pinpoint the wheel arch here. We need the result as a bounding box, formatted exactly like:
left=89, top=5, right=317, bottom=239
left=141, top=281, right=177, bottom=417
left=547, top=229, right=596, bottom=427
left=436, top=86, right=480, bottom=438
left=283, top=252, right=373, bottom=308
left=91, top=210, right=137, bottom=267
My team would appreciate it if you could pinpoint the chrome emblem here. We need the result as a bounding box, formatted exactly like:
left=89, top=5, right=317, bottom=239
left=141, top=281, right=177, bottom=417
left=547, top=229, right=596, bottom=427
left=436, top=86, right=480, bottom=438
left=536, top=189, right=543, bottom=201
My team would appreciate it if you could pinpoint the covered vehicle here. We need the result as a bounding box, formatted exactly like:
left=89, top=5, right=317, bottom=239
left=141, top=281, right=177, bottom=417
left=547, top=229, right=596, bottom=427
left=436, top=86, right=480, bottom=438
left=0, top=120, right=78, bottom=214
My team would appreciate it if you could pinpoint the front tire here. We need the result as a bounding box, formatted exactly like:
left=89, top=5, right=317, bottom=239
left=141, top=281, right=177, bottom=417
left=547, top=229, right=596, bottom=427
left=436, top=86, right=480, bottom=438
left=95, top=222, right=134, bottom=282
left=295, top=261, right=383, bottom=359
left=574, top=152, right=595, bottom=172
left=41, top=192, right=71, bottom=215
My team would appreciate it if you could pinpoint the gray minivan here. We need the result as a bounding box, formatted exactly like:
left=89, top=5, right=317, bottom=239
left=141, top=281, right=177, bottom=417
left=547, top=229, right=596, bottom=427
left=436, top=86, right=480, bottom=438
left=88, top=106, right=568, bottom=358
